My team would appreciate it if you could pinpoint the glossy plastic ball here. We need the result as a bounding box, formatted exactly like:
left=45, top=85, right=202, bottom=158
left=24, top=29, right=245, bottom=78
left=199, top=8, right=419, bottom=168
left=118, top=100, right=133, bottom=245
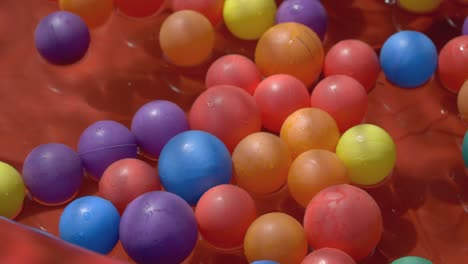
left=158, top=130, right=232, bottom=205
left=171, top=0, right=224, bottom=25
left=77, top=120, right=138, bottom=180
left=380, top=30, right=437, bottom=88
left=462, top=130, right=468, bottom=167
left=244, top=212, right=308, bottom=264
left=22, top=143, right=83, bottom=206
left=457, top=80, right=468, bottom=121
left=303, top=184, right=383, bottom=262
left=280, top=108, right=340, bottom=158
left=255, top=22, right=324, bottom=87
left=223, top=0, right=277, bottom=40
left=0, top=162, right=25, bottom=219
left=159, top=10, right=215, bottom=67
left=99, top=158, right=160, bottom=214
left=336, top=124, right=396, bottom=186
left=324, top=39, right=380, bottom=92
left=195, top=184, right=257, bottom=249
left=115, top=0, right=165, bottom=18
left=397, top=0, right=442, bottom=14
left=119, top=191, right=198, bottom=264
left=59, top=0, right=113, bottom=28
left=131, top=100, right=189, bottom=158
left=288, top=149, right=350, bottom=208
left=276, top=0, right=328, bottom=40
left=392, top=256, right=432, bottom=264
left=438, top=35, right=468, bottom=93
left=34, top=11, right=90, bottom=65
left=301, top=248, right=356, bottom=264
left=463, top=17, right=468, bottom=35
left=252, top=261, right=280, bottom=264
left=254, top=74, right=310, bottom=132
left=59, top=196, right=120, bottom=254
left=310, top=75, right=368, bottom=132
left=205, top=54, right=262, bottom=95
left=189, top=85, right=262, bottom=152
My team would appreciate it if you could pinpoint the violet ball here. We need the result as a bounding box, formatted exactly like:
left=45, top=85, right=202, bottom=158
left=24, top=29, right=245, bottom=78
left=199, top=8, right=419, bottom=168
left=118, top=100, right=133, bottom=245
left=463, top=17, right=468, bottom=35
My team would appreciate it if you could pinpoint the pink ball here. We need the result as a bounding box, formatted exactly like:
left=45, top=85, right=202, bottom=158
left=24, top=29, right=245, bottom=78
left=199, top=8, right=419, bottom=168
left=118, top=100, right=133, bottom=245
left=301, top=248, right=356, bottom=264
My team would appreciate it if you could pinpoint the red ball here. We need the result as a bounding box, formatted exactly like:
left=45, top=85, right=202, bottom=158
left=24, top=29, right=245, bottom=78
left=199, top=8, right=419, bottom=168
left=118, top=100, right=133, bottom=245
left=115, top=0, right=165, bottom=18
left=301, top=248, right=356, bottom=264
left=98, top=158, right=160, bottom=213
left=171, top=0, right=224, bottom=26
left=303, top=184, right=383, bottom=262
left=438, top=35, right=468, bottom=93
left=189, top=85, right=262, bottom=151
left=324, top=39, right=380, bottom=92
left=205, top=54, right=263, bottom=95
left=310, top=75, right=368, bottom=132
left=254, top=74, right=310, bottom=132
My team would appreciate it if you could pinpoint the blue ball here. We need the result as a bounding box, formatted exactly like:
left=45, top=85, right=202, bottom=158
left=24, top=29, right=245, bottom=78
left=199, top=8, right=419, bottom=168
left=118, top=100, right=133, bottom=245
left=251, top=261, right=280, bottom=264
left=59, top=196, right=120, bottom=254
left=380, top=30, right=437, bottom=88
left=462, top=131, right=468, bottom=167
left=158, top=130, right=232, bottom=205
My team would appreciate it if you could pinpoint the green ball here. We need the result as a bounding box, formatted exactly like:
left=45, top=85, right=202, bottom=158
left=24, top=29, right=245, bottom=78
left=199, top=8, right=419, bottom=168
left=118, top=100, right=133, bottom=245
left=392, top=256, right=432, bottom=264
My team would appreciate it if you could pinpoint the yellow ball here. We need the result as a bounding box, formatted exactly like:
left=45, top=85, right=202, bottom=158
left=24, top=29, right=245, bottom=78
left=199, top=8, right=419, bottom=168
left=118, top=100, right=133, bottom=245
left=223, top=0, right=277, bottom=40
left=336, top=124, right=396, bottom=186
left=397, top=0, right=443, bottom=14
left=0, top=161, right=25, bottom=219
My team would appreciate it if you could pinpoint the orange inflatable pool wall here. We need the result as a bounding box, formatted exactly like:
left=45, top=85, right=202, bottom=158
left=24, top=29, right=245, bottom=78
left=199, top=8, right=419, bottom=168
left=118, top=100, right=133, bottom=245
left=1, top=0, right=468, bottom=263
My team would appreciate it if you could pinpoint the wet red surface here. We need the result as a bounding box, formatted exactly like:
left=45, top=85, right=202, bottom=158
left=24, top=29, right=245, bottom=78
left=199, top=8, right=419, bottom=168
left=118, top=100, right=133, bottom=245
left=1, top=0, right=468, bottom=263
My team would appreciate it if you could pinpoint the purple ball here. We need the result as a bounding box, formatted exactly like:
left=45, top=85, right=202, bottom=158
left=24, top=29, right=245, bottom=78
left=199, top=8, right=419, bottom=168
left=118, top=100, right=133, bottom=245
left=120, top=191, right=198, bottom=264
left=463, top=17, right=468, bottom=35
left=22, top=143, right=83, bottom=205
left=131, top=100, right=189, bottom=158
left=276, top=0, right=328, bottom=40
left=34, top=11, right=90, bottom=65
left=77, top=120, right=137, bottom=180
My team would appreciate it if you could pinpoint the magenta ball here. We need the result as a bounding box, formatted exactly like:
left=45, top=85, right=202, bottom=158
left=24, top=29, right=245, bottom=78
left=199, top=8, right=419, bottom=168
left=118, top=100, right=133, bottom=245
left=131, top=100, right=189, bottom=158
left=120, top=191, right=198, bottom=264
left=22, top=143, right=84, bottom=205
left=77, top=120, right=138, bottom=180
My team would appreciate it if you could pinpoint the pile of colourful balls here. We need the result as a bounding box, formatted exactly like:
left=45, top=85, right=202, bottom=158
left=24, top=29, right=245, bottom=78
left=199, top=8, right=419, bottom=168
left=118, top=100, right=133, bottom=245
left=1, top=0, right=468, bottom=264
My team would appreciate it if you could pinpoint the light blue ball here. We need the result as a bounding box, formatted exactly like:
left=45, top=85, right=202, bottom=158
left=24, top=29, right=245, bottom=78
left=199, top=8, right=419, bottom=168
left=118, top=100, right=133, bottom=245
left=391, top=256, right=432, bottom=264
left=251, top=261, right=280, bottom=264
left=59, top=196, right=120, bottom=254
left=380, top=30, right=437, bottom=88
left=462, top=131, right=468, bottom=167
left=158, top=130, right=233, bottom=205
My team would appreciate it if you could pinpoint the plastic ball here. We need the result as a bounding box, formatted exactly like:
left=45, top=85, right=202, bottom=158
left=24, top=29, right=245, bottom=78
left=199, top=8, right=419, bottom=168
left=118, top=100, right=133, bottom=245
left=171, top=0, right=224, bottom=26
left=232, top=132, right=292, bottom=195
left=205, top=54, right=262, bottom=95
left=158, top=130, right=232, bottom=205
left=115, top=0, right=165, bottom=18
left=457, top=80, right=468, bottom=121
left=59, top=196, right=120, bottom=254
left=336, top=124, right=396, bottom=186
left=189, top=85, right=262, bottom=152
left=0, top=162, right=25, bottom=219
left=288, top=149, right=350, bottom=208
left=255, top=22, right=324, bottom=87
left=58, top=0, right=113, bottom=28
left=397, top=0, right=442, bottom=14
left=253, top=74, right=310, bottom=132
left=463, top=17, right=468, bottom=35
left=275, top=0, right=328, bottom=40
left=159, top=10, right=215, bottom=67
left=77, top=120, right=138, bottom=180
left=301, top=248, right=356, bottom=264
left=22, top=143, right=83, bottom=206
left=280, top=108, right=340, bottom=158
left=324, top=39, right=380, bottom=92
left=120, top=191, right=198, bottom=264
left=34, top=11, right=90, bottom=65
left=438, top=35, right=468, bottom=93
left=223, top=0, right=277, bottom=40
left=99, top=158, right=160, bottom=214
left=303, top=184, right=383, bottom=261
left=252, top=261, right=280, bottom=264
left=462, top=130, right=468, bottom=167
left=195, top=184, right=257, bottom=249
left=391, top=256, right=432, bottom=264
left=131, top=100, right=189, bottom=158
left=310, top=75, right=368, bottom=132
left=380, top=30, right=437, bottom=88
left=244, top=212, right=308, bottom=264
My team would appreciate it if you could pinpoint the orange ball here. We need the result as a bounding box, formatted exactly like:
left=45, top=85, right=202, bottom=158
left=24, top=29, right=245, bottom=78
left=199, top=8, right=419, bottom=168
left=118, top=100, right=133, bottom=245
left=59, top=0, right=113, bottom=28
left=232, top=132, right=292, bottom=195
left=280, top=108, right=340, bottom=158
left=244, top=212, right=308, bottom=264
left=159, top=10, right=215, bottom=67
left=195, top=184, right=257, bottom=249
left=255, top=22, right=324, bottom=87
left=457, top=80, right=468, bottom=121
left=288, top=149, right=350, bottom=208
left=171, top=0, right=225, bottom=26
